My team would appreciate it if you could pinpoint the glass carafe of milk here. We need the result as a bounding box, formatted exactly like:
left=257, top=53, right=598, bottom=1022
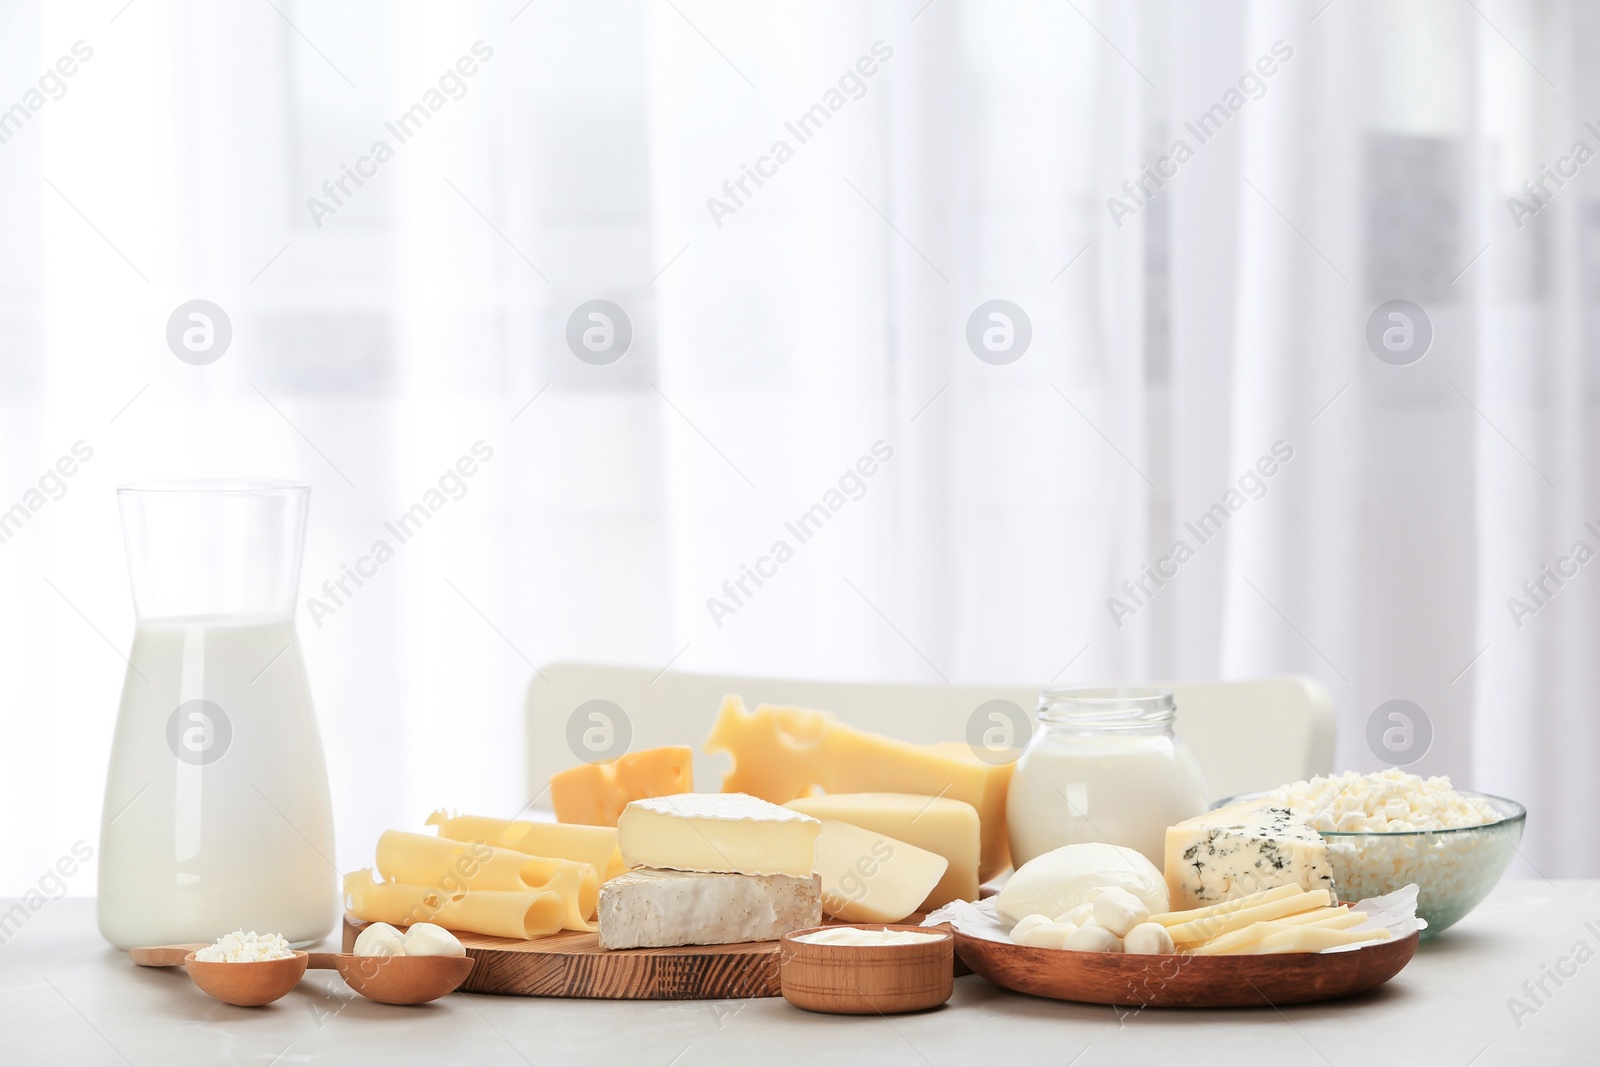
left=98, top=481, right=335, bottom=949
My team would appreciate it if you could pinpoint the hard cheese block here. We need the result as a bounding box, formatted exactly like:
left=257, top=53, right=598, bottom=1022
left=617, top=792, right=820, bottom=878
left=597, top=868, right=822, bottom=949
left=784, top=792, right=979, bottom=909
left=1164, top=802, right=1336, bottom=910
left=550, top=745, right=693, bottom=826
left=812, top=820, right=948, bottom=923
left=704, top=696, right=1015, bottom=879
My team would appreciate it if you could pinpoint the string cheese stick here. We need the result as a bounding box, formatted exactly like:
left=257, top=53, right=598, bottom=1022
left=1244, top=926, right=1391, bottom=955
left=1148, top=884, right=1306, bottom=927
left=1166, top=889, right=1331, bottom=944
left=1187, top=910, right=1365, bottom=955
left=1275, top=907, right=1363, bottom=930
left=427, top=811, right=627, bottom=881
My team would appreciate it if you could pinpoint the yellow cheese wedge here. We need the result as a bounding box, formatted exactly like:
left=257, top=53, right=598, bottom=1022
left=812, top=820, right=949, bottom=923
left=1148, top=884, right=1306, bottom=927
left=784, top=793, right=980, bottom=909
left=550, top=745, right=693, bottom=827
left=705, top=696, right=1016, bottom=879
left=427, top=810, right=627, bottom=881
left=1165, top=888, right=1330, bottom=945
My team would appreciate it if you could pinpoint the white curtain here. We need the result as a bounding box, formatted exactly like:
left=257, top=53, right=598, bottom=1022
left=2, top=0, right=1594, bottom=894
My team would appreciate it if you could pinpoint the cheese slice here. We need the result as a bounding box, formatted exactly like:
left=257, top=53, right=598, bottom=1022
left=784, top=793, right=980, bottom=909
left=343, top=869, right=568, bottom=941
left=427, top=810, right=626, bottom=881
left=616, top=792, right=820, bottom=877
left=812, top=820, right=949, bottom=923
left=704, top=696, right=1016, bottom=879
left=1164, top=802, right=1336, bottom=910
left=374, top=830, right=599, bottom=931
left=596, top=868, right=822, bottom=949
left=550, top=745, right=693, bottom=826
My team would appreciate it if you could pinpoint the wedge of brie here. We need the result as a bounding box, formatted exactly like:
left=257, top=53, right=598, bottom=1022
left=596, top=868, right=821, bottom=950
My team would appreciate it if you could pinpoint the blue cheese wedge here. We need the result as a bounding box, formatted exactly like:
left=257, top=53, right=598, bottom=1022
left=596, top=868, right=822, bottom=949
left=1164, top=802, right=1336, bottom=910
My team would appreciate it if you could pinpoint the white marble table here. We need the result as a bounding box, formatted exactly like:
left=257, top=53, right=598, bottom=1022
left=3, top=883, right=1596, bottom=1066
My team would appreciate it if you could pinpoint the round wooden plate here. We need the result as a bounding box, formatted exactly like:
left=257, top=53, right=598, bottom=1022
left=953, top=929, right=1420, bottom=1008
left=343, top=915, right=779, bottom=1000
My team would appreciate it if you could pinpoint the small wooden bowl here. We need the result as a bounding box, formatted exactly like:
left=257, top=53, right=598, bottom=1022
left=779, top=924, right=954, bottom=1015
left=183, top=952, right=309, bottom=1007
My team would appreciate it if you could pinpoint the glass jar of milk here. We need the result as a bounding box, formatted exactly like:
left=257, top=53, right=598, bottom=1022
left=98, top=482, right=336, bottom=949
left=1006, top=688, right=1207, bottom=869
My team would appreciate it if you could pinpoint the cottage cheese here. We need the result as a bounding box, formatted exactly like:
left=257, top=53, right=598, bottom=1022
left=1262, top=769, right=1499, bottom=832
left=1260, top=770, right=1508, bottom=912
left=194, top=930, right=295, bottom=963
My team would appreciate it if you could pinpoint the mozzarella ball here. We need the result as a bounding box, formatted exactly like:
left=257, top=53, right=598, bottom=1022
left=402, top=922, right=466, bottom=957
left=1015, top=921, right=1078, bottom=949
left=1010, top=914, right=1056, bottom=943
left=1054, top=903, right=1094, bottom=927
left=1092, top=887, right=1151, bottom=937
left=352, top=922, right=406, bottom=957
left=996, top=844, right=1169, bottom=925
left=1063, top=922, right=1123, bottom=953
left=1122, top=922, right=1177, bottom=955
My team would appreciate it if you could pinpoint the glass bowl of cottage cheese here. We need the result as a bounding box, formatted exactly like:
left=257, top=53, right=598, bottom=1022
left=1219, top=770, right=1526, bottom=937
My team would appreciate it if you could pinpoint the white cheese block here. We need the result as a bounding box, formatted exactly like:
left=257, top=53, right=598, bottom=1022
left=617, top=792, right=820, bottom=878
left=1164, top=802, right=1336, bottom=910
left=596, top=868, right=822, bottom=949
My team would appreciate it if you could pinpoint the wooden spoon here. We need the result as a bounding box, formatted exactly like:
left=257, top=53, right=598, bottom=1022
left=130, top=944, right=210, bottom=967
left=318, top=953, right=476, bottom=1005
left=133, top=945, right=474, bottom=1006
left=182, top=951, right=309, bottom=1007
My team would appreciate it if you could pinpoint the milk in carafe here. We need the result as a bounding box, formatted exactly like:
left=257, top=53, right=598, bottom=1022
left=99, top=482, right=335, bottom=949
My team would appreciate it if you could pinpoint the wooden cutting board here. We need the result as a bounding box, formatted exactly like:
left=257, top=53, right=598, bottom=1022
left=342, top=915, right=781, bottom=1000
